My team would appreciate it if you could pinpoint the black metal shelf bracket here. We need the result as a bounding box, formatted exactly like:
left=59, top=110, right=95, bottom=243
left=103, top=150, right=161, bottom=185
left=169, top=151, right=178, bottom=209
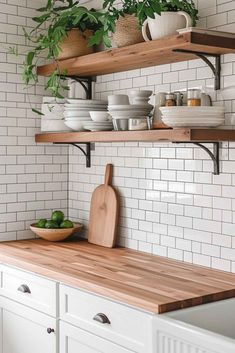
left=173, top=141, right=220, bottom=175
left=71, top=143, right=93, bottom=168
left=53, top=142, right=94, bottom=168
left=67, top=76, right=94, bottom=99
left=173, top=49, right=221, bottom=90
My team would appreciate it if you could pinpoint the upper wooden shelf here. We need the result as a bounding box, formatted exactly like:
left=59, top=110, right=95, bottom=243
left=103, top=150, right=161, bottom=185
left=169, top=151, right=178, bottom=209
left=37, top=32, right=235, bottom=77
left=35, top=129, right=235, bottom=144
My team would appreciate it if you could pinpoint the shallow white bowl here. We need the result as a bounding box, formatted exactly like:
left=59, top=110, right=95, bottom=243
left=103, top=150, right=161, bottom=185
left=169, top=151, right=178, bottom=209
left=67, top=99, right=107, bottom=105
left=64, top=117, right=91, bottom=121
left=64, top=120, right=87, bottom=131
left=129, top=90, right=153, bottom=98
left=65, top=106, right=107, bottom=111
left=64, top=111, right=91, bottom=118
left=89, top=111, right=110, bottom=122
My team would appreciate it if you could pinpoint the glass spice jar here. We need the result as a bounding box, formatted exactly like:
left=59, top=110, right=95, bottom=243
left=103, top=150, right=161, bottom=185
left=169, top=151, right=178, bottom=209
left=165, top=93, right=176, bottom=106
left=187, top=89, right=201, bottom=106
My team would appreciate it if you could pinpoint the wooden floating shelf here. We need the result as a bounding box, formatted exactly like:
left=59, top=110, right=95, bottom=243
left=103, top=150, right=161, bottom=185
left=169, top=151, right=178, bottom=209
left=37, top=32, right=235, bottom=77
left=35, top=129, right=235, bottom=144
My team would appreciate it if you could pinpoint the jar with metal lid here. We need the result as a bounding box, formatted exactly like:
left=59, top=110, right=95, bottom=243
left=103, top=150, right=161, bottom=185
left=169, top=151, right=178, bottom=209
left=165, top=93, right=176, bottom=106
left=187, top=89, right=201, bottom=106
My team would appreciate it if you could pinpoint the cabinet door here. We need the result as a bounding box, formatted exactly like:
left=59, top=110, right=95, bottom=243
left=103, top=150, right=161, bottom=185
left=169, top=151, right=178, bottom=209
left=0, top=297, right=56, bottom=353
left=60, top=321, right=134, bottom=353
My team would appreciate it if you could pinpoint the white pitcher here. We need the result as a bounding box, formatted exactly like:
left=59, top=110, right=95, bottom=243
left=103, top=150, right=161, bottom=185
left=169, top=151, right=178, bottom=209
left=142, top=11, right=192, bottom=41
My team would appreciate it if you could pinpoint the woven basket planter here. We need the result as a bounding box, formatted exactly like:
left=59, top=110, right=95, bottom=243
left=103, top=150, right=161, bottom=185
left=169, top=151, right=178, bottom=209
left=57, top=28, right=94, bottom=60
left=113, top=14, right=144, bottom=48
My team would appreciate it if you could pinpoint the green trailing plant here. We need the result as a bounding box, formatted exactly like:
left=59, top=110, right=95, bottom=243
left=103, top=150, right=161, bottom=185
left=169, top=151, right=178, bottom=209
left=103, top=0, right=198, bottom=28
left=16, top=0, right=110, bottom=114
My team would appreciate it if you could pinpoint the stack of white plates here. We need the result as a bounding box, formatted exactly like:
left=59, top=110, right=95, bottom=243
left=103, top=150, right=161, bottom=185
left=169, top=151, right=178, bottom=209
left=160, top=106, right=225, bottom=128
left=108, top=104, right=153, bottom=120
left=83, top=121, right=113, bottom=131
left=64, top=99, right=108, bottom=131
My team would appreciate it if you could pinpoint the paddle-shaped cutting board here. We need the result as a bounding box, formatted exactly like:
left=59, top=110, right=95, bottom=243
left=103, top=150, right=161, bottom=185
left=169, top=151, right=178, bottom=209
left=88, top=164, right=119, bottom=248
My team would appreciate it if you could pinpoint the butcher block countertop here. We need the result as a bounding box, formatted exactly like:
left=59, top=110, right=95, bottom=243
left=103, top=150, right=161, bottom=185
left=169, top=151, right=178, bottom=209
left=0, top=239, right=235, bottom=314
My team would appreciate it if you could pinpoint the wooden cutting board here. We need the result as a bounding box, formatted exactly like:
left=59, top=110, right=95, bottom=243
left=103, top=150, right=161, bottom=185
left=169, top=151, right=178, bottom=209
left=88, top=164, right=119, bottom=248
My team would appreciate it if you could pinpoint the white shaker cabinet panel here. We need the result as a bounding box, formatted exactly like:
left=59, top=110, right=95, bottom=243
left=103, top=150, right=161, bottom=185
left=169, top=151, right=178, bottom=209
left=60, top=284, right=152, bottom=353
left=60, top=321, right=135, bottom=353
left=0, top=297, right=57, bottom=353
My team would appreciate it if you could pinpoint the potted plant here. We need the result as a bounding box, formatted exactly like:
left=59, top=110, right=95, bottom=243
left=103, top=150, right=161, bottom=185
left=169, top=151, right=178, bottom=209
left=103, top=0, right=145, bottom=48
left=17, top=0, right=109, bottom=114
left=103, top=0, right=198, bottom=47
left=141, top=0, right=198, bottom=41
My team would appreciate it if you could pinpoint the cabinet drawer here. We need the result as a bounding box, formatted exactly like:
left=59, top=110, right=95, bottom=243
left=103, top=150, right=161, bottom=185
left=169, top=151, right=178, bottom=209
left=0, top=265, right=58, bottom=316
left=60, top=285, right=152, bottom=353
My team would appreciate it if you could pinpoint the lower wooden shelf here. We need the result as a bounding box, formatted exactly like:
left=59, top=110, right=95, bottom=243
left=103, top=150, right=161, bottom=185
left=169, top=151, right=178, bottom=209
left=35, top=129, right=235, bottom=144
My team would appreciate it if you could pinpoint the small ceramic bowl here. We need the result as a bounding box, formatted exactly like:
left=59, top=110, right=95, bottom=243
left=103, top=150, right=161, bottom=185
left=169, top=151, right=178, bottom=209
left=64, top=120, right=86, bottom=131
left=108, top=94, right=130, bottom=105
left=89, top=111, right=110, bottom=122
left=30, top=222, right=83, bottom=242
left=129, top=90, right=153, bottom=98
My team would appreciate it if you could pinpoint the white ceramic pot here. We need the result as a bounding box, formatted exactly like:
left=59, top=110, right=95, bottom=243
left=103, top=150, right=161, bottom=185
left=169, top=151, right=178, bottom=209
left=142, top=11, right=192, bottom=41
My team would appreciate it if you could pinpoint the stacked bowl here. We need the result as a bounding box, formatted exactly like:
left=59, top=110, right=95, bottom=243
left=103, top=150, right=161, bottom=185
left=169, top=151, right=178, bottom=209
left=108, top=92, right=153, bottom=129
left=84, top=111, right=113, bottom=131
left=64, top=98, right=108, bottom=131
left=160, top=106, right=225, bottom=128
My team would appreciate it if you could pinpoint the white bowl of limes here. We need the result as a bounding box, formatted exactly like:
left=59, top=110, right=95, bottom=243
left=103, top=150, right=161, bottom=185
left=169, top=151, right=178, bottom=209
left=30, top=211, right=83, bottom=242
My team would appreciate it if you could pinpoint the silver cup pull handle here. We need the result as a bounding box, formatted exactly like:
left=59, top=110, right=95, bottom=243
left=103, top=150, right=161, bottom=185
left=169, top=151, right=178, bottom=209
left=93, top=313, right=111, bottom=325
left=17, top=284, right=31, bottom=294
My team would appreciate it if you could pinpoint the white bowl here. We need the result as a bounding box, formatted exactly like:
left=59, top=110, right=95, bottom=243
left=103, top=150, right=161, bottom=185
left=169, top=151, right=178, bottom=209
left=64, top=120, right=87, bottom=131
left=129, top=90, right=153, bottom=98
left=64, top=117, right=91, bottom=121
left=65, top=105, right=107, bottom=111
left=67, top=99, right=107, bottom=105
left=108, top=94, right=130, bottom=105
left=64, top=111, right=91, bottom=118
left=89, top=111, right=110, bottom=122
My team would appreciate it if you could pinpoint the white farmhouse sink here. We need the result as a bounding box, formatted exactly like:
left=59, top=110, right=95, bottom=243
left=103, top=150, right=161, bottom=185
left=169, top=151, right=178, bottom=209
left=153, top=298, right=235, bottom=353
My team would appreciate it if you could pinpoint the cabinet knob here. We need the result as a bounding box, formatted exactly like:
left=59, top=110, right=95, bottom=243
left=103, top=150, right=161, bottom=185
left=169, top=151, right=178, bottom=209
left=17, top=284, right=31, bottom=294
left=47, top=328, right=55, bottom=334
left=93, top=313, right=111, bottom=325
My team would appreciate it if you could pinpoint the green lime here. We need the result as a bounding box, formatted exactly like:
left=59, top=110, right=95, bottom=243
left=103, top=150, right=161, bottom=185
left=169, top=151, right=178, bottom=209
left=60, top=220, right=74, bottom=229
left=51, top=210, right=64, bottom=225
left=45, top=220, right=59, bottom=229
left=36, top=219, right=47, bottom=228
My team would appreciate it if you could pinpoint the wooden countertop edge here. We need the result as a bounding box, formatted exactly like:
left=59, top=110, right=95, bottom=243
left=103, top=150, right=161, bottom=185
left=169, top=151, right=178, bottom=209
left=0, top=253, right=160, bottom=313
left=1, top=251, right=235, bottom=314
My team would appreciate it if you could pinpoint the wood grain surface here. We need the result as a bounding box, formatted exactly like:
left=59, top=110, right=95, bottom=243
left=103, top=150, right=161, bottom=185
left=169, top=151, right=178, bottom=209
left=35, top=129, right=235, bottom=144
left=88, top=164, right=119, bottom=248
left=0, top=239, right=235, bottom=314
left=37, top=32, right=235, bottom=77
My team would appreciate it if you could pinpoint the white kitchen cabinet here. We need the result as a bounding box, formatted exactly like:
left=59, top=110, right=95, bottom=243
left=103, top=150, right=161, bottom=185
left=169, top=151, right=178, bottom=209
left=0, top=264, right=58, bottom=316
left=60, top=284, right=152, bottom=353
left=60, top=320, right=135, bottom=353
left=0, top=296, right=57, bottom=353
